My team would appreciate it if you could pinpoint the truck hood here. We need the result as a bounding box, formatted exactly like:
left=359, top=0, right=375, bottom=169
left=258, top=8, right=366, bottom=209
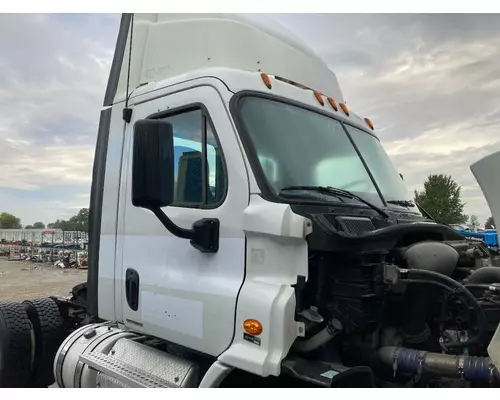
left=470, top=150, right=500, bottom=243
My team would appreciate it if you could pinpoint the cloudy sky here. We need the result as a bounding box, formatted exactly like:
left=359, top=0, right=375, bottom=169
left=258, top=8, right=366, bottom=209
left=1, top=13, right=499, bottom=226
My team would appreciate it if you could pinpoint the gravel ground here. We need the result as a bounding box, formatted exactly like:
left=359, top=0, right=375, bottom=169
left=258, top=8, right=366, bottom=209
left=0, top=257, right=87, bottom=301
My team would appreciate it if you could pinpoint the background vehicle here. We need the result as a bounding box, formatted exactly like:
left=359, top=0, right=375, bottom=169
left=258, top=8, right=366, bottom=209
left=1, top=13, right=500, bottom=389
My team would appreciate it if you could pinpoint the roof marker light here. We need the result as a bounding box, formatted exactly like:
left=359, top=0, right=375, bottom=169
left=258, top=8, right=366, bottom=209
left=327, top=97, right=338, bottom=111
left=261, top=73, right=272, bottom=89
left=364, top=118, right=374, bottom=130
left=340, top=103, right=349, bottom=116
left=313, top=91, right=325, bottom=106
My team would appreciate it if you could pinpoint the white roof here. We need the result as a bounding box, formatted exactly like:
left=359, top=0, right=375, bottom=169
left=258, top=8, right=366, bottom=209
left=113, top=13, right=344, bottom=104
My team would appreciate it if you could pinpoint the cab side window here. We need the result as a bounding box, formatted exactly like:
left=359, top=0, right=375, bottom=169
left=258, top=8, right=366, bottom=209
left=161, top=108, right=226, bottom=207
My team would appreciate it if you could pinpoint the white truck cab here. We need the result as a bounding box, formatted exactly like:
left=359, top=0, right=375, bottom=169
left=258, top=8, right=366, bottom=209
left=2, top=13, right=500, bottom=389
left=89, top=12, right=419, bottom=377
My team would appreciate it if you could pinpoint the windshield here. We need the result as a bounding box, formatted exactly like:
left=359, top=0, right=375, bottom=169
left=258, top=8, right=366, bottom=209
left=344, top=124, right=415, bottom=204
left=236, top=96, right=416, bottom=210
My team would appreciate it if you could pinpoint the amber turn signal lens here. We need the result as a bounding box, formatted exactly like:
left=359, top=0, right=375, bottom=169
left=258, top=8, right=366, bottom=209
left=313, top=91, right=325, bottom=106
left=327, top=97, right=338, bottom=111
left=340, top=103, right=349, bottom=116
left=364, top=118, right=374, bottom=130
left=243, top=319, right=263, bottom=336
left=261, top=73, right=272, bottom=89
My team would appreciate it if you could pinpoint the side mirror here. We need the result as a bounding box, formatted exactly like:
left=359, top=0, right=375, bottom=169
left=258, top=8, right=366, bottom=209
left=131, top=118, right=219, bottom=253
left=132, top=119, right=175, bottom=209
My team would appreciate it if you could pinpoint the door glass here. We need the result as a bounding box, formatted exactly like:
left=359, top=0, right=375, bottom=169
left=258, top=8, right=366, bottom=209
left=161, top=109, right=226, bottom=206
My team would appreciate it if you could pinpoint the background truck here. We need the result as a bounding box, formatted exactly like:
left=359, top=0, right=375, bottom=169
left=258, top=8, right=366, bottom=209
left=2, top=13, right=500, bottom=389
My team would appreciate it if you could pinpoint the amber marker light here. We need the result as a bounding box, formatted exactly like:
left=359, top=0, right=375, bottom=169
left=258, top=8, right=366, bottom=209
left=340, top=103, right=349, bottom=116
left=243, top=319, right=263, bottom=336
left=313, top=91, right=325, bottom=106
left=261, top=73, right=272, bottom=89
left=327, top=97, right=338, bottom=111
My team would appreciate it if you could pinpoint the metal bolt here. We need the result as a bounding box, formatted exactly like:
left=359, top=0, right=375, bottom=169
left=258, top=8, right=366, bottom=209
left=174, top=377, right=179, bottom=382
left=110, top=350, right=115, bottom=355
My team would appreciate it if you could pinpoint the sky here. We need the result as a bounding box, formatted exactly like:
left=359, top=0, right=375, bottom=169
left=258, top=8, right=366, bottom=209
left=0, top=13, right=499, bottom=226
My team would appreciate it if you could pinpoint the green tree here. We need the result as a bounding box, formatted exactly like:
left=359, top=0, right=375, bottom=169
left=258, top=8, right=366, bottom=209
left=47, top=220, right=61, bottom=229
left=25, top=225, right=34, bottom=229
left=486, top=216, right=496, bottom=229
left=69, top=208, right=89, bottom=232
left=414, top=174, right=468, bottom=225
left=33, top=222, right=45, bottom=229
left=469, top=215, right=480, bottom=231
left=0, top=212, right=22, bottom=229
left=48, top=208, right=89, bottom=232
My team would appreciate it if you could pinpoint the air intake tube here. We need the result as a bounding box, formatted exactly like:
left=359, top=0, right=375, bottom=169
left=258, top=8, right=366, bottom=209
left=378, top=346, right=498, bottom=382
left=400, top=241, right=460, bottom=344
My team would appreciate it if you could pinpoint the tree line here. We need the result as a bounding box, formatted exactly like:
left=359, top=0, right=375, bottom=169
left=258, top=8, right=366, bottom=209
left=415, top=174, right=491, bottom=229
left=0, top=208, right=89, bottom=232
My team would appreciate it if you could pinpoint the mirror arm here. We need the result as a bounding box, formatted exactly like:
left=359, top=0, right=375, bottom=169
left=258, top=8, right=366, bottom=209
left=149, top=207, right=220, bottom=253
left=150, top=207, right=194, bottom=240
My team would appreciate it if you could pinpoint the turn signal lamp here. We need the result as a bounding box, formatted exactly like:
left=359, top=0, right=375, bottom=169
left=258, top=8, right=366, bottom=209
left=364, top=118, right=374, bottom=130
left=261, top=73, right=272, bottom=89
left=243, top=319, right=263, bottom=336
left=327, top=97, right=338, bottom=111
left=340, top=103, right=349, bottom=116
left=313, top=91, right=325, bottom=106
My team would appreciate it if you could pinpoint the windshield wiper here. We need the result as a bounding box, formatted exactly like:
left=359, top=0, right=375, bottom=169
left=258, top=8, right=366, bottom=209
left=415, top=201, right=435, bottom=221
left=279, top=185, right=390, bottom=219
left=387, top=200, right=416, bottom=208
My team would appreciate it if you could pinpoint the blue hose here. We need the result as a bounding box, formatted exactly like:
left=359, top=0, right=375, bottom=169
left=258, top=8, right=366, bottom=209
left=379, top=346, right=496, bottom=382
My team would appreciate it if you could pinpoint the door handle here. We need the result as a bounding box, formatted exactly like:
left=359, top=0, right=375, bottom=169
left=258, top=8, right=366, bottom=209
left=125, top=268, right=140, bottom=311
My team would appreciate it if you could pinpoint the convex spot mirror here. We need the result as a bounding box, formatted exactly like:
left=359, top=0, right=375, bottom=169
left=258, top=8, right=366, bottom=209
left=132, top=118, right=175, bottom=209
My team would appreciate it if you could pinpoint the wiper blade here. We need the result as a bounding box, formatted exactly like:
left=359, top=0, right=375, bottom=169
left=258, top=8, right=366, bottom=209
left=415, top=201, right=435, bottom=221
left=387, top=200, right=416, bottom=207
left=279, top=185, right=390, bottom=219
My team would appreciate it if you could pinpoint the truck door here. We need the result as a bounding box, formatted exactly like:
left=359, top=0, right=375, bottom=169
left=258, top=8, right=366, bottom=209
left=116, top=85, right=249, bottom=356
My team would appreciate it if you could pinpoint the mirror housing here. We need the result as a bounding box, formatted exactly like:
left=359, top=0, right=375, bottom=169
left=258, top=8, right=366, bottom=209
left=131, top=117, right=219, bottom=253
left=132, top=119, right=175, bottom=209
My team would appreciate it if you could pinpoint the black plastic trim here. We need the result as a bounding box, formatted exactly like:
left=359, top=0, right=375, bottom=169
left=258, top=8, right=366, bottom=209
left=87, top=108, right=112, bottom=318
left=103, top=14, right=132, bottom=107
left=220, top=235, right=247, bottom=358
left=144, top=102, right=229, bottom=210
left=131, top=76, right=235, bottom=106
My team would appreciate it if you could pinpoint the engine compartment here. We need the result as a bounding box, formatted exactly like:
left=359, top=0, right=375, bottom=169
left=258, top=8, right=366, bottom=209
left=290, top=210, right=500, bottom=388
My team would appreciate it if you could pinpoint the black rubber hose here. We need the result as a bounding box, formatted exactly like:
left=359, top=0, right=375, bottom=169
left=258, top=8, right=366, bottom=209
left=400, top=284, right=432, bottom=343
left=402, top=279, right=457, bottom=293
left=402, top=269, right=488, bottom=349
left=466, top=284, right=497, bottom=290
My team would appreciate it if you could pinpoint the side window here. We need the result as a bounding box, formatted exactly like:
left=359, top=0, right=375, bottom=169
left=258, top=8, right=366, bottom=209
left=161, top=108, right=226, bottom=206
